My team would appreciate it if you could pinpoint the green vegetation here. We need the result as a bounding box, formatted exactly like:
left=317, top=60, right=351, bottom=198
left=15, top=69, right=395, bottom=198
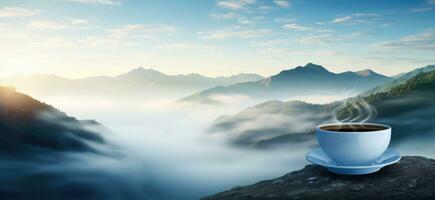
left=366, top=69, right=435, bottom=102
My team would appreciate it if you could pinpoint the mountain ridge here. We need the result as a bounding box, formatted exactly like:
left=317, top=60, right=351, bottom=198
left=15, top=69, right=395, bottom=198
left=0, top=86, right=105, bottom=158
left=0, top=67, right=265, bottom=98
left=211, top=67, right=435, bottom=148
left=182, top=63, right=392, bottom=104
left=362, top=64, right=435, bottom=96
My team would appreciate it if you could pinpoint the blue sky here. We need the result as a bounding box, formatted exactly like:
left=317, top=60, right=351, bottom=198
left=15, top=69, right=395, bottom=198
left=0, top=0, right=434, bottom=78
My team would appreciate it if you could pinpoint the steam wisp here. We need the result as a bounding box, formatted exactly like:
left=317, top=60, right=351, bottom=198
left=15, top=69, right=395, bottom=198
left=330, top=96, right=377, bottom=129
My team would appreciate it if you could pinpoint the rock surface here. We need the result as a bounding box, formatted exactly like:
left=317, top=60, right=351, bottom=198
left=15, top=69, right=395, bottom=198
left=203, top=156, right=435, bottom=200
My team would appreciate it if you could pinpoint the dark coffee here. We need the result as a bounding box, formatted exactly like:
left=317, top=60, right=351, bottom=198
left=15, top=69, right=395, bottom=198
left=320, top=124, right=387, bottom=132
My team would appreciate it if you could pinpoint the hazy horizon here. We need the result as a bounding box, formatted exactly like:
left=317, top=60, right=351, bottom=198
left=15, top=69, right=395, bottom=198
left=1, top=63, right=431, bottom=80
left=1, top=0, right=435, bottom=78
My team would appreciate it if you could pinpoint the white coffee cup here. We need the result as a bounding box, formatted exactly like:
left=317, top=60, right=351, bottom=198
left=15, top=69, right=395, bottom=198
left=316, top=123, right=391, bottom=166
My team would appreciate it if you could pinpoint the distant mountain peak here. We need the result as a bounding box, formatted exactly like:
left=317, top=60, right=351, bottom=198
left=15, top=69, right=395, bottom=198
left=115, top=67, right=167, bottom=80
left=134, top=66, right=146, bottom=70
left=303, top=63, right=329, bottom=72
left=356, top=69, right=376, bottom=76
left=355, top=69, right=390, bottom=78
left=125, top=67, right=165, bottom=75
left=130, top=67, right=158, bottom=73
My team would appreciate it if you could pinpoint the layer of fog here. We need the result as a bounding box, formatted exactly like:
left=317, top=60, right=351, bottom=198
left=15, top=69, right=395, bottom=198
left=375, top=94, right=435, bottom=158
left=28, top=94, right=322, bottom=199
left=10, top=90, right=435, bottom=199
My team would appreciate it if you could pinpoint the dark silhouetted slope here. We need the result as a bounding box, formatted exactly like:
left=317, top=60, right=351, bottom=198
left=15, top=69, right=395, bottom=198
left=0, top=86, right=105, bottom=158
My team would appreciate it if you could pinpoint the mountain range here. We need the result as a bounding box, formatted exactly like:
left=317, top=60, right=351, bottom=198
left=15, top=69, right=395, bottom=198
left=211, top=65, right=435, bottom=149
left=182, top=63, right=393, bottom=104
left=0, top=67, right=264, bottom=98
left=1, top=63, right=434, bottom=198
left=362, top=64, right=435, bottom=96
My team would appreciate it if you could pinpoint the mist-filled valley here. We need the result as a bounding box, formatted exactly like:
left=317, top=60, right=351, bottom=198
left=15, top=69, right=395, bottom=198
left=2, top=0, right=435, bottom=199
left=1, top=63, right=435, bottom=199
left=13, top=90, right=316, bottom=200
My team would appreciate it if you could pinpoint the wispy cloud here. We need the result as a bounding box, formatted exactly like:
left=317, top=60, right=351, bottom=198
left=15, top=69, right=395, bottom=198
left=28, top=21, right=70, bottom=30
left=28, top=18, right=93, bottom=30
left=297, top=34, right=336, bottom=44
left=40, top=24, right=176, bottom=48
left=368, top=55, right=435, bottom=64
left=68, top=0, right=122, bottom=6
left=332, top=16, right=352, bottom=23
left=282, top=23, right=311, bottom=31
left=107, top=24, right=176, bottom=39
left=216, top=0, right=256, bottom=10
left=210, top=12, right=262, bottom=25
left=274, top=16, right=294, bottom=23
left=0, top=7, right=40, bottom=17
left=199, top=26, right=271, bottom=40
left=0, top=22, right=26, bottom=38
left=237, top=17, right=254, bottom=24
left=410, top=7, right=432, bottom=12
left=374, top=30, right=435, bottom=51
left=158, top=42, right=214, bottom=51
left=258, top=5, right=272, bottom=10
left=210, top=12, right=239, bottom=19
left=250, top=39, right=288, bottom=47
left=297, top=32, right=364, bottom=45
left=238, top=16, right=263, bottom=24
left=67, top=18, right=92, bottom=25
left=260, top=47, right=338, bottom=58
left=274, top=0, right=290, bottom=8
left=331, top=13, right=379, bottom=24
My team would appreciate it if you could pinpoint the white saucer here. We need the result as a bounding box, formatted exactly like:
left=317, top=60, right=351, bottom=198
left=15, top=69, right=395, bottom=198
left=306, top=148, right=401, bottom=175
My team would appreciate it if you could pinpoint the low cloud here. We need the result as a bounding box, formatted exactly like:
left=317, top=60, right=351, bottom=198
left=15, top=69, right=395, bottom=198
left=0, top=7, right=40, bottom=17
left=67, top=17, right=92, bottom=25
left=331, top=13, right=379, bottom=24
left=211, top=100, right=332, bottom=148
left=332, top=16, right=352, bottom=23
left=28, top=20, right=71, bottom=30
left=199, top=26, right=271, bottom=40
left=282, top=23, right=311, bottom=31
left=68, top=0, right=122, bottom=6
left=260, top=47, right=338, bottom=58
left=238, top=16, right=264, bottom=24
left=0, top=22, right=26, bottom=38
left=258, top=5, right=272, bottom=10
left=297, top=32, right=364, bottom=45
left=108, top=24, right=176, bottom=39
left=250, top=39, right=288, bottom=47
left=298, top=34, right=337, bottom=44
left=210, top=12, right=239, bottom=19
left=211, top=12, right=263, bottom=25
left=208, top=94, right=253, bottom=104
left=157, top=42, right=214, bottom=51
left=28, top=18, right=94, bottom=30
left=38, top=24, right=176, bottom=48
left=410, top=7, right=432, bottom=12
left=216, top=0, right=256, bottom=10
left=274, top=0, right=291, bottom=8
left=374, top=30, right=435, bottom=51
left=274, top=16, right=295, bottom=23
